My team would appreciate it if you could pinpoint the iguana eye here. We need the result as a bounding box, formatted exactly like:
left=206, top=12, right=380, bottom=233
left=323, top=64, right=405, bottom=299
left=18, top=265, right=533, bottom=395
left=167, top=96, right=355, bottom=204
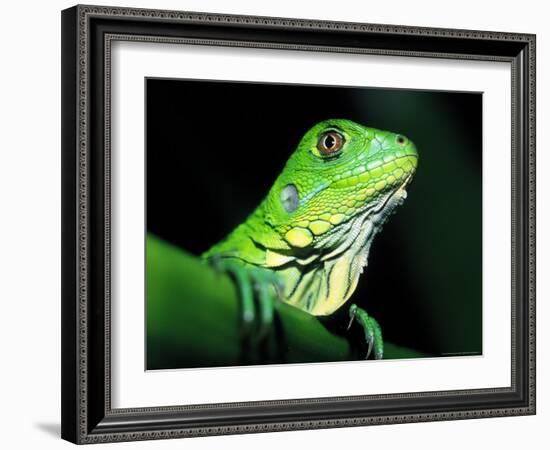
left=317, top=131, right=345, bottom=157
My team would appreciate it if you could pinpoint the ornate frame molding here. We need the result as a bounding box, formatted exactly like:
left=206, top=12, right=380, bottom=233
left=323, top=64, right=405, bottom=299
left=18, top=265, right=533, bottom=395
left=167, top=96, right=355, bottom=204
left=61, top=4, right=536, bottom=444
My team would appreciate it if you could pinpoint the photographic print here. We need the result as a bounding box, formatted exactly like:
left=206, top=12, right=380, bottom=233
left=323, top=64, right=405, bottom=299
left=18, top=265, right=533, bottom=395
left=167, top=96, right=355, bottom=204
left=145, top=79, right=482, bottom=370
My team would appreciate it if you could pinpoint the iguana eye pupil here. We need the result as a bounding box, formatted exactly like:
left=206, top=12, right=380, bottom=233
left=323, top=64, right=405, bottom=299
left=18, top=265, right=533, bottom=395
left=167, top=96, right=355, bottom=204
left=317, top=131, right=344, bottom=157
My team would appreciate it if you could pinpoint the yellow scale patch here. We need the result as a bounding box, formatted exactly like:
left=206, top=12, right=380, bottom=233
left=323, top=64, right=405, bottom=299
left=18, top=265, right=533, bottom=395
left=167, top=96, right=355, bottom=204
left=309, top=220, right=331, bottom=235
left=284, top=227, right=313, bottom=248
left=375, top=180, right=387, bottom=191
left=265, top=249, right=295, bottom=268
left=329, top=213, right=345, bottom=225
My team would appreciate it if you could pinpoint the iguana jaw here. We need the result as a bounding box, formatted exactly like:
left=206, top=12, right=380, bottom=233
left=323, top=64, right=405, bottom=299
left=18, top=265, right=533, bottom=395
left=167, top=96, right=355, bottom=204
left=369, top=173, right=411, bottom=228
left=316, top=173, right=413, bottom=260
left=282, top=177, right=413, bottom=315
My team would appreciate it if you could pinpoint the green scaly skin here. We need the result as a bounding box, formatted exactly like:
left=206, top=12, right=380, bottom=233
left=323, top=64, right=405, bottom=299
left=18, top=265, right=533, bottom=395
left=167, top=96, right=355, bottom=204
left=203, top=119, right=418, bottom=359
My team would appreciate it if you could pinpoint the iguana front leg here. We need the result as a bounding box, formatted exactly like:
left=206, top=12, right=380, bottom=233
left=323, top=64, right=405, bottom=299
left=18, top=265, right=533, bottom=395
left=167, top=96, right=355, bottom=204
left=209, top=257, right=283, bottom=342
left=347, top=303, right=384, bottom=360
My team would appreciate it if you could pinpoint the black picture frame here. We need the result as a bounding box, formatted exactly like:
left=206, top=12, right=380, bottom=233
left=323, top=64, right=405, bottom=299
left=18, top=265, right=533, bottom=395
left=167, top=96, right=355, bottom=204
left=61, top=4, right=536, bottom=444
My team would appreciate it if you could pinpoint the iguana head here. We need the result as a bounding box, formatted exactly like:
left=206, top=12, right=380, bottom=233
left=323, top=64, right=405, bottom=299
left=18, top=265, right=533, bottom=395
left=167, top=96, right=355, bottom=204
left=261, top=119, right=418, bottom=315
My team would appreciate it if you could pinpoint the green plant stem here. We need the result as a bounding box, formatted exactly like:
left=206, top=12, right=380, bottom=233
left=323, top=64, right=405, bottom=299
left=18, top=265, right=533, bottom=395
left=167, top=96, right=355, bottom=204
left=147, top=234, right=354, bottom=369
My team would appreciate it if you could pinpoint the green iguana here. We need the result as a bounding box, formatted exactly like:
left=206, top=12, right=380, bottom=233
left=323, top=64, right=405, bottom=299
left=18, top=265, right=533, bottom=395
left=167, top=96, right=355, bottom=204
left=203, top=119, right=418, bottom=359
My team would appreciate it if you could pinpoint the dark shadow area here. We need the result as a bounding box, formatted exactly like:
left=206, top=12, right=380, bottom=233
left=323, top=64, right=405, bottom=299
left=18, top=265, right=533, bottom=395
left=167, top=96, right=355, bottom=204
left=35, top=422, right=60, bottom=438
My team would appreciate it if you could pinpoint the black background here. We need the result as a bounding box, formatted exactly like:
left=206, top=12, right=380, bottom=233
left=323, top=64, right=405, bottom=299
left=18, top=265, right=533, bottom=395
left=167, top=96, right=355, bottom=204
left=146, top=78, right=482, bottom=357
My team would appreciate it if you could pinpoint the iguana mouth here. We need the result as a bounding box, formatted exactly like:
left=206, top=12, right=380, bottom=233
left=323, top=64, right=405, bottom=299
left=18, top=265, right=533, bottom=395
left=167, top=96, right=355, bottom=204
left=369, top=173, right=413, bottom=227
